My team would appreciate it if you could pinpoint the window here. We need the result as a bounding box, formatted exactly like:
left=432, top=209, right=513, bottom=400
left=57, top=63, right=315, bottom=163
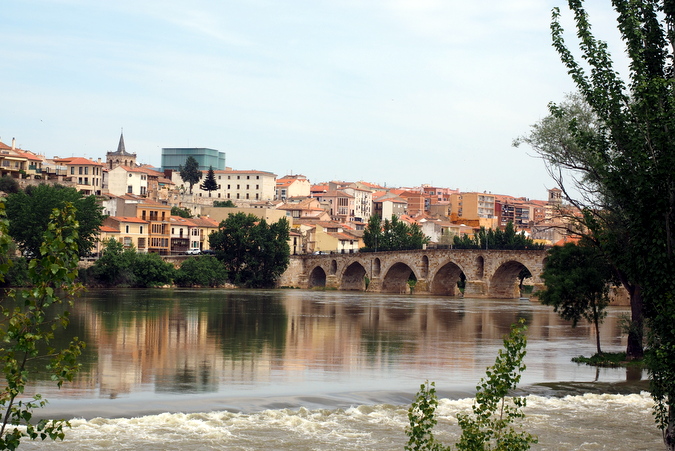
left=84, top=167, right=89, bottom=175
left=70, top=167, right=75, bottom=175
left=247, top=175, right=250, bottom=180
left=139, top=226, right=143, bottom=234
left=127, top=185, right=133, bottom=193
left=79, top=167, right=83, bottom=175
left=246, top=185, right=249, bottom=189
left=125, top=225, right=130, bottom=233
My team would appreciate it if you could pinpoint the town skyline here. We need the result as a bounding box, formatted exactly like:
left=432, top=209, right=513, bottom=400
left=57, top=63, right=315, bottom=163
left=2, top=2, right=630, bottom=201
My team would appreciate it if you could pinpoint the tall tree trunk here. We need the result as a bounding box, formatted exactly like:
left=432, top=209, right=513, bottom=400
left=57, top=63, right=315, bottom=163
left=666, top=403, right=675, bottom=451
left=626, top=284, right=644, bottom=360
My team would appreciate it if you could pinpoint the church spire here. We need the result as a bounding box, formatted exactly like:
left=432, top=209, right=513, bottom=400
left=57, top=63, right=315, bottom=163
left=117, top=130, right=127, bottom=155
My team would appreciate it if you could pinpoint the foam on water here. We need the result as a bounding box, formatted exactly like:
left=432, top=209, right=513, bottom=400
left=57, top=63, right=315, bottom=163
left=16, top=393, right=662, bottom=450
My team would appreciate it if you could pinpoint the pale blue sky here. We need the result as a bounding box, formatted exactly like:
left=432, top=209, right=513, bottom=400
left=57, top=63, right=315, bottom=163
left=2, top=1, right=626, bottom=200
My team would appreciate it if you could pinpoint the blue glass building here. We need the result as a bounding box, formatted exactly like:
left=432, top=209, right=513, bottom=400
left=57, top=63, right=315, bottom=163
left=161, top=148, right=226, bottom=171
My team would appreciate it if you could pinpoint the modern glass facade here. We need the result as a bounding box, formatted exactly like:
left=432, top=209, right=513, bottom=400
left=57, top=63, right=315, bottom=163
left=161, top=148, right=226, bottom=171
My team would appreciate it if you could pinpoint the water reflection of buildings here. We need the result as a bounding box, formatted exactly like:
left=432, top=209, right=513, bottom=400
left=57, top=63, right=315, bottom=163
left=46, top=292, right=628, bottom=398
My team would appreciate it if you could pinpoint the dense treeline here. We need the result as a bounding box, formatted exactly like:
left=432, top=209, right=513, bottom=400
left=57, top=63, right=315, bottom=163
left=452, top=222, right=544, bottom=250
left=362, top=215, right=429, bottom=252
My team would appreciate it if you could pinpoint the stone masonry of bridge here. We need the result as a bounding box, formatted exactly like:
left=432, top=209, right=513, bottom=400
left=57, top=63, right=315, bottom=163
left=277, top=249, right=547, bottom=299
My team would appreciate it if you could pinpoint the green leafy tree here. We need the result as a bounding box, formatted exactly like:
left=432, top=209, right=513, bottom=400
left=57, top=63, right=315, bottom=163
left=452, top=222, right=543, bottom=250
left=90, top=238, right=136, bottom=286
left=0, top=202, right=85, bottom=449
left=213, top=200, right=236, bottom=208
left=406, top=319, right=536, bottom=451
left=539, top=242, right=614, bottom=354
left=514, top=93, right=645, bottom=360
left=362, top=215, right=429, bottom=251
left=199, top=166, right=219, bottom=196
left=548, top=2, right=675, bottom=446
left=178, top=156, right=202, bottom=194
left=175, top=256, right=228, bottom=287
left=5, top=184, right=104, bottom=258
left=0, top=177, right=19, bottom=195
left=209, top=212, right=290, bottom=288
left=171, top=206, right=193, bottom=218
left=90, top=240, right=174, bottom=287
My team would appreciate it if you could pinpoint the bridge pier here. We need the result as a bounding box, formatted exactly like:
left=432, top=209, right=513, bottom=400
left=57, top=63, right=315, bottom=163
left=464, top=280, right=487, bottom=297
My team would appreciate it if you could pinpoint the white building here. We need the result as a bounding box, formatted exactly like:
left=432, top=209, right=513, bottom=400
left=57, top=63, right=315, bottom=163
left=107, top=166, right=148, bottom=197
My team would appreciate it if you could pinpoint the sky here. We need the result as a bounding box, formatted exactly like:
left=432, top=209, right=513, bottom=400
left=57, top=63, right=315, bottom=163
left=2, top=1, right=629, bottom=201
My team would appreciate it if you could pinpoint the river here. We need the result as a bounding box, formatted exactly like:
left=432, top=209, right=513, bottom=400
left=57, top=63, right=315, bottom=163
left=12, top=289, right=663, bottom=450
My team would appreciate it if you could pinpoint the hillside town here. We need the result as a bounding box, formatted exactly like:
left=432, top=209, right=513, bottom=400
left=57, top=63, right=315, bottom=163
left=0, top=133, right=572, bottom=256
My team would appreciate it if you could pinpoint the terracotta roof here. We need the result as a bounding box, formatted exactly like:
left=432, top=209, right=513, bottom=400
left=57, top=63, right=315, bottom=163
left=64, top=157, right=104, bottom=166
left=108, top=216, right=149, bottom=224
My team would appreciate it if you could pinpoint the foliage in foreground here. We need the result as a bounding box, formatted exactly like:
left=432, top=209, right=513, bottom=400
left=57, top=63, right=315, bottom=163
left=0, top=202, right=85, bottom=449
left=406, top=319, right=536, bottom=450
left=548, top=2, right=675, bottom=447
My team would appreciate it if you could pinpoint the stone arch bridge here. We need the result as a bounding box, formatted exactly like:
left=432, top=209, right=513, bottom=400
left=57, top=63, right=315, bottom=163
left=278, top=249, right=547, bottom=298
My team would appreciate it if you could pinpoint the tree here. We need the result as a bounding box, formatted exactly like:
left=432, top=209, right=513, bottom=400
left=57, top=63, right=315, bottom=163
left=452, top=222, right=544, bottom=250
left=539, top=242, right=614, bottom=354
left=209, top=213, right=290, bottom=288
left=178, top=156, right=202, bottom=194
left=213, top=200, right=236, bottom=208
left=545, top=2, right=675, bottom=447
left=0, top=177, right=19, bottom=195
left=90, top=240, right=175, bottom=288
left=90, top=238, right=136, bottom=286
left=362, top=215, right=430, bottom=251
left=175, top=256, right=228, bottom=287
left=0, top=201, right=85, bottom=448
left=199, top=166, right=218, bottom=196
left=5, top=184, right=104, bottom=258
left=405, top=319, right=536, bottom=451
left=514, top=93, right=645, bottom=360
left=171, top=206, right=193, bottom=218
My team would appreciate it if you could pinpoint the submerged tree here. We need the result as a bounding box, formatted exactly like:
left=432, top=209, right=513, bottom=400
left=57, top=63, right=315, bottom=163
left=539, top=242, right=614, bottom=354
left=514, top=93, right=645, bottom=360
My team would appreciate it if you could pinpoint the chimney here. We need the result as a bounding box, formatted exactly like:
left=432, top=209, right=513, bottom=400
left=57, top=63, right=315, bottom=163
left=11, top=138, right=15, bottom=150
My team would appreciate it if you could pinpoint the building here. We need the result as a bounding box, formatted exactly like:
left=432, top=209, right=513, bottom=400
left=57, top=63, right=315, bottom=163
left=449, top=192, right=498, bottom=229
left=57, top=157, right=105, bottom=196
left=136, top=200, right=172, bottom=255
left=106, top=133, right=137, bottom=170
left=276, top=174, right=311, bottom=201
left=174, top=169, right=277, bottom=203
left=102, top=216, right=149, bottom=252
left=108, top=166, right=149, bottom=197
left=161, top=148, right=226, bottom=171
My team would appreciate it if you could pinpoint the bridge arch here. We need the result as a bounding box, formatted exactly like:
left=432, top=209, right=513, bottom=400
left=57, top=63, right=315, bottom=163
left=489, top=260, right=532, bottom=298
left=430, top=261, right=466, bottom=296
left=340, top=261, right=367, bottom=291
left=308, top=266, right=327, bottom=288
left=381, top=262, right=417, bottom=294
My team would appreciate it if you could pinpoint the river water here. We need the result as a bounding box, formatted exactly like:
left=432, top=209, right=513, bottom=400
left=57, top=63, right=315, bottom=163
left=14, top=289, right=663, bottom=450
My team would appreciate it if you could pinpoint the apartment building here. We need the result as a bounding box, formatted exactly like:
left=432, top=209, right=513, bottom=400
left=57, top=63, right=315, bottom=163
left=449, top=192, right=498, bottom=228
left=108, top=166, right=148, bottom=197
left=102, top=216, right=149, bottom=251
left=276, top=174, right=311, bottom=200
left=137, top=200, right=172, bottom=255
left=59, top=157, right=105, bottom=196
